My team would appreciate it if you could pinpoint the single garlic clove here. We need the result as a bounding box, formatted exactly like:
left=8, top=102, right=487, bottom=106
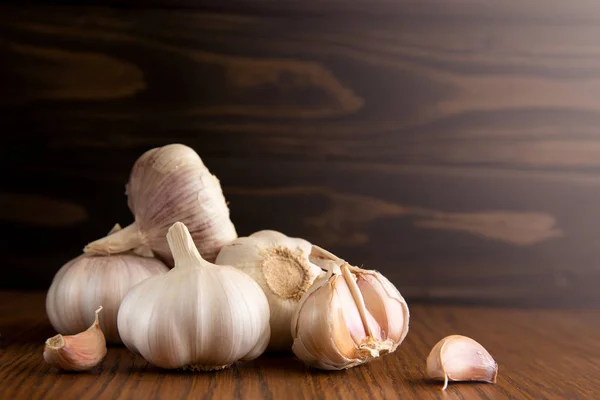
left=43, top=306, right=107, bottom=371
left=291, top=247, right=409, bottom=370
left=426, top=335, right=498, bottom=390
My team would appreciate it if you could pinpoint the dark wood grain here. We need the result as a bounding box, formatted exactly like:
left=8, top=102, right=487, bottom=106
left=2, top=2, right=600, bottom=306
left=1, top=292, right=599, bottom=399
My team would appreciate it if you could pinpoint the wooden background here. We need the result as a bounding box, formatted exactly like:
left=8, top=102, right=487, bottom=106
left=2, top=0, right=600, bottom=306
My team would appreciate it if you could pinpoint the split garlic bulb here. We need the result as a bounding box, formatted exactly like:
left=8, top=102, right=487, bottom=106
left=84, top=144, right=237, bottom=264
left=44, top=306, right=107, bottom=371
left=46, top=224, right=169, bottom=344
left=426, top=335, right=498, bottom=390
left=117, top=222, right=271, bottom=371
left=291, top=246, right=409, bottom=370
left=215, top=230, right=323, bottom=351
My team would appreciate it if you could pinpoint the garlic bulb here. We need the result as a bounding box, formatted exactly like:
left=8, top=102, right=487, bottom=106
left=426, top=335, right=498, bottom=390
left=291, top=246, right=409, bottom=370
left=46, top=224, right=169, bottom=343
left=84, top=144, right=237, bottom=264
left=117, top=222, right=270, bottom=370
left=43, top=306, right=107, bottom=371
left=215, top=230, right=323, bottom=351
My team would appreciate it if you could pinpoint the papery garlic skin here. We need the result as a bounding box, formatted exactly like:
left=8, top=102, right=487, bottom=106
left=426, top=335, right=498, bottom=390
left=117, top=222, right=270, bottom=370
left=43, top=306, right=107, bottom=371
left=84, top=144, right=237, bottom=264
left=215, top=230, right=322, bottom=351
left=291, top=247, right=409, bottom=370
left=46, top=225, right=169, bottom=344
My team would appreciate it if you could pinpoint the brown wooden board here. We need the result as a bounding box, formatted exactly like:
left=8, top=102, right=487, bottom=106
left=2, top=4, right=600, bottom=305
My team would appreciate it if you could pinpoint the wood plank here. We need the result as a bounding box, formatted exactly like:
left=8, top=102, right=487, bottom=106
left=1, top=292, right=599, bottom=399
left=11, top=0, right=600, bottom=21
left=1, top=5, right=600, bottom=305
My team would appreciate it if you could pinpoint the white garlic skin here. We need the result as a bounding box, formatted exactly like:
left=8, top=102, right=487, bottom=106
left=291, top=250, right=409, bottom=370
left=117, top=222, right=271, bottom=370
left=43, top=306, right=107, bottom=371
left=46, top=252, right=168, bottom=344
left=84, top=144, right=237, bottom=264
left=215, top=230, right=322, bottom=352
left=426, top=335, right=498, bottom=390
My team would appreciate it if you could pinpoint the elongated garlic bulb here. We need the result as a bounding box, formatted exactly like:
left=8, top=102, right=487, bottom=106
left=215, top=230, right=323, bottom=351
left=426, top=335, right=498, bottom=390
left=291, top=246, right=409, bottom=370
left=84, top=144, right=237, bottom=264
left=44, top=306, right=107, bottom=371
left=118, top=222, right=271, bottom=370
left=46, top=224, right=169, bottom=344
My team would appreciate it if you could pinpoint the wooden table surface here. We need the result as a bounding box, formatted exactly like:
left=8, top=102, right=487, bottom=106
left=1, top=292, right=598, bottom=399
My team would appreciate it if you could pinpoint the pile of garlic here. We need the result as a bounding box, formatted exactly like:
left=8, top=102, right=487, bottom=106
left=43, top=143, right=497, bottom=391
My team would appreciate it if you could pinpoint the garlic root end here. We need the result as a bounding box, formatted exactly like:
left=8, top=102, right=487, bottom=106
left=442, top=374, right=449, bottom=391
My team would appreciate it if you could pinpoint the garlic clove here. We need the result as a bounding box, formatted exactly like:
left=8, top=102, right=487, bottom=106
left=84, top=144, right=237, bottom=264
left=43, top=306, right=107, bottom=371
left=426, top=335, right=498, bottom=390
left=355, top=270, right=409, bottom=345
left=291, top=247, right=410, bottom=370
left=215, top=230, right=322, bottom=352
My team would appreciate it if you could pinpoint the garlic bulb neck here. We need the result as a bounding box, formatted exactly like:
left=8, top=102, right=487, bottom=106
left=167, top=222, right=204, bottom=267
left=84, top=223, right=142, bottom=256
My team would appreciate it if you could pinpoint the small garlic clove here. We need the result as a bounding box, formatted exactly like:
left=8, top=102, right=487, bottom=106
left=426, top=335, right=498, bottom=390
left=43, top=306, right=107, bottom=371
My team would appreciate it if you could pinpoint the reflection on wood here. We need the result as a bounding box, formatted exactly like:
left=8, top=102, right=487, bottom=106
left=0, top=194, right=88, bottom=226
left=0, top=3, right=598, bottom=305
left=3, top=41, right=145, bottom=104
left=413, top=211, right=562, bottom=246
left=5, top=22, right=363, bottom=118
left=229, top=186, right=562, bottom=247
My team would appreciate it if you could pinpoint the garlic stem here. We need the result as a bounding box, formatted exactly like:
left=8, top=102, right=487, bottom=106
left=309, top=245, right=345, bottom=271
left=84, top=223, right=142, bottom=255
left=166, top=222, right=205, bottom=266
left=340, top=264, right=375, bottom=339
left=310, top=245, right=339, bottom=262
left=91, top=306, right=102, bottom=326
